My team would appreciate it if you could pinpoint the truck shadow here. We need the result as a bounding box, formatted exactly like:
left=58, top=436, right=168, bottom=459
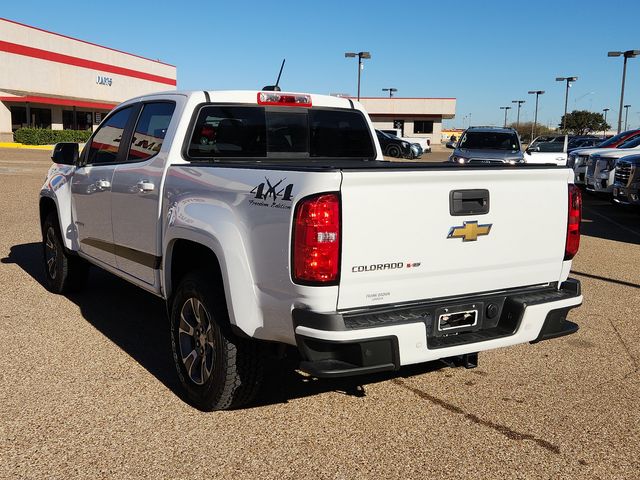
left=2, top=242, right=448, bottom=410
left=581, top=193, right=640, bottom=245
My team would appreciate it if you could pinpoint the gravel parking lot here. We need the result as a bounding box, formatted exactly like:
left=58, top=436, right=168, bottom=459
left=1, top=148, right=639, bottom=479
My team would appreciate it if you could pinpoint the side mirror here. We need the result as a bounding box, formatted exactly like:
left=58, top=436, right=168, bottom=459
left=446, top=141, right=455, bottom=149
left=51, top=142, right=79, bottom=165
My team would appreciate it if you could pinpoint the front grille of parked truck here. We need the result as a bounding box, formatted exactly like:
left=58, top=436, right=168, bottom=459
left=615, top=162, right=632, bottom=186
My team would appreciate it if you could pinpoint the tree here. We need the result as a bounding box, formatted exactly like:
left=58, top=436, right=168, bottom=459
left=560, top=110, right=609, bottom=135
left=507, top=121, right=555, bottom=143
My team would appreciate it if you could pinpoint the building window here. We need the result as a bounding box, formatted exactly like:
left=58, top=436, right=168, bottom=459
left=414, top=120, right=434, bottom=134
left=63, top=110, right=93, bottom=130
left=10, top=107, right=27, bottom=131
left=30, top=108, right=52, bottom=129
left=10, top=106, right=51, bottom=129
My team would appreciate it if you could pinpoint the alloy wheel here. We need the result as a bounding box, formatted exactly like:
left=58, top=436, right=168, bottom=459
left=178, top=297, right=215, bottom=385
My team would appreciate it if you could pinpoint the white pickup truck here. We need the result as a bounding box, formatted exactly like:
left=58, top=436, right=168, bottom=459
left=40, top=90, right=583, bottom=410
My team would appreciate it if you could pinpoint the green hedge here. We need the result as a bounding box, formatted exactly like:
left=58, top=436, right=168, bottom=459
left=14, top=128, right=92, bottom=145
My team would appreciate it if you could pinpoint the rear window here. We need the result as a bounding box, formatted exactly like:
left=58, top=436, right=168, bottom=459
left=186, top=106, right=374, bottom=159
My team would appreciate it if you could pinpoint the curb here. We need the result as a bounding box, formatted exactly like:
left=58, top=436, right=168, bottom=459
left=0, top=142, right=53, bottom=150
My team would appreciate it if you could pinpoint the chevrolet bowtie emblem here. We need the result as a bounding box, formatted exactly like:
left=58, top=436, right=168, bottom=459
left=448, top=221, right=492, bottom=242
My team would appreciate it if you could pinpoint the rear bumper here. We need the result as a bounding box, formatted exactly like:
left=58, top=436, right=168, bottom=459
left=294, top=280, right=582, bottom=378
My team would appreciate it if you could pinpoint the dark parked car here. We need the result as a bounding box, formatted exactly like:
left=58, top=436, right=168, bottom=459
left=567, top=136, right=602, bottom=153
left=376, top=130, right=414, bottom=159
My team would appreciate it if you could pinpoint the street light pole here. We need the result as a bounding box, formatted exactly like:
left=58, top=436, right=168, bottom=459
left=528, top=90, right=545, bottom=142
left=382, top=88, right=397, bottom=98
left=499, top=106, right=511, bottom=127
left=512, top=100, right=525, bottom=130
left=608, top=50, right=640, bottom=133
left=556, top=76, right=578, bottom=132
left=345, top=51, right=371, bottom=101
left=602, top=108, right=609, bottom=137
left=624, top=104, right=631, bottom=130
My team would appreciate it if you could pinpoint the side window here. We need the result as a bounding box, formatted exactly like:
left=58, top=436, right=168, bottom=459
left=86, top=106, right=135, bottom=164
left=127, top=102, right=176, bottom=162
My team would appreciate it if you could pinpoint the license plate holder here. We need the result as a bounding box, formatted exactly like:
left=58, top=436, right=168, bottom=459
left=434, top=302, right=483, bottom=337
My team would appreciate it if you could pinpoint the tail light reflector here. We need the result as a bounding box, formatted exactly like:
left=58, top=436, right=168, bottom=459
left=293, top=193, right=340, bottom=284
left=564, top=184, right=582, bottom=260
left=257, top=92, right=312, bottom=107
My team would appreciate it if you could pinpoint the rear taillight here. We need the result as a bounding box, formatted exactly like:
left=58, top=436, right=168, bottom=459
left=564, top=184, right=582, bottom=260
left=292, top=193, right=340, bottom=284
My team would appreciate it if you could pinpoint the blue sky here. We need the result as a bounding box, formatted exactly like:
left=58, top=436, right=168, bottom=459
left=4, top=0, right=640, bottom=129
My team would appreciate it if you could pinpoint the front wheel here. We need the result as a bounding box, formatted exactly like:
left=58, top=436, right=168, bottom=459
left=42, top=212, right=89, bottom=294
left=387, top=145, right=401, bottom=157
left=170, top=271, right=263, bottom=410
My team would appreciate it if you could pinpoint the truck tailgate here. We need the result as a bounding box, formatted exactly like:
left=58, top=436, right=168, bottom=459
left=338, top=167, right=572, bottom=310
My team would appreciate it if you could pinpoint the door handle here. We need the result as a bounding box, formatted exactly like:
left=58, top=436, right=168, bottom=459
left=95, top=179, right=111, bottom=191
left=136, top=180, right=155, bottom=193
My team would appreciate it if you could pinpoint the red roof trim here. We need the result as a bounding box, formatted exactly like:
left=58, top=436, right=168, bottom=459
left=0, top=95, right=116, bottom=110
left=0, top=17, right=175, bottom=67
left=0, top=40, right=177, bottom=86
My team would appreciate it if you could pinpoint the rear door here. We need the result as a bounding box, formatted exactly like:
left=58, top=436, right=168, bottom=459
left=337, top=167, right=572, bottom=310
left=111, top=101, right=177, bottom=285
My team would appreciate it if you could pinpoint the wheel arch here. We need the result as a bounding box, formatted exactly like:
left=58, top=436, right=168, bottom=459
left=163, top=233, right=262, bottom=337
left=39, top=196, right=58, bottom=231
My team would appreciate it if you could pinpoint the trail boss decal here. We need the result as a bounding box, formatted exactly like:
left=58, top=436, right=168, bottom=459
left=249, top=177, right=294, bottom=210
left=352, top=262, right=421, bottom=273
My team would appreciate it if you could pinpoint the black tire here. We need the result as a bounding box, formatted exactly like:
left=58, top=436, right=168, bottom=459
left=170, top=271, right=263, bottom=411
left=387, top=145, right=401, bottom=157
left=42, top=212, right=89, bottom=294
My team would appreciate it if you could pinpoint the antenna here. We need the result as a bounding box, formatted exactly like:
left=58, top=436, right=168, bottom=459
left=262, top=59, right=286, bottom=91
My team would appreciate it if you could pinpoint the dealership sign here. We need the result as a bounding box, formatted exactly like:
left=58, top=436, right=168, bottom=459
left=96, top=75, right=113, bottom=86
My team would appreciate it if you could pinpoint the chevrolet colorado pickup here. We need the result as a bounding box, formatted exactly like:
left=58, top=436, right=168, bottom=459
left=40, top=90, right=583, bottom=410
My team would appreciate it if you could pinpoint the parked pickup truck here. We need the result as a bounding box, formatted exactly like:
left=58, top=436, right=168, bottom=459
left=612, top=154, right=640, bottom=206
left=380, top=128, right=431, bottom=153
left=40, top=90, right=583, bottom=410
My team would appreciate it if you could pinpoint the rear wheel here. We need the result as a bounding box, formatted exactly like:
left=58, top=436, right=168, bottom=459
left=42, top=212, right=89, bottom=294
left=170, top=271, right=263, bottom=410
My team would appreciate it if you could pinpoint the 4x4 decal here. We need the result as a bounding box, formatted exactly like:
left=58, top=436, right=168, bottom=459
left=249, top=177, right=294, bottom=210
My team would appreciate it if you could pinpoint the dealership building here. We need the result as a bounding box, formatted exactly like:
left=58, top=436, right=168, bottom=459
left=357, top=97, right=456, bottom=145
left=0, top=18, right=177, bottom=142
